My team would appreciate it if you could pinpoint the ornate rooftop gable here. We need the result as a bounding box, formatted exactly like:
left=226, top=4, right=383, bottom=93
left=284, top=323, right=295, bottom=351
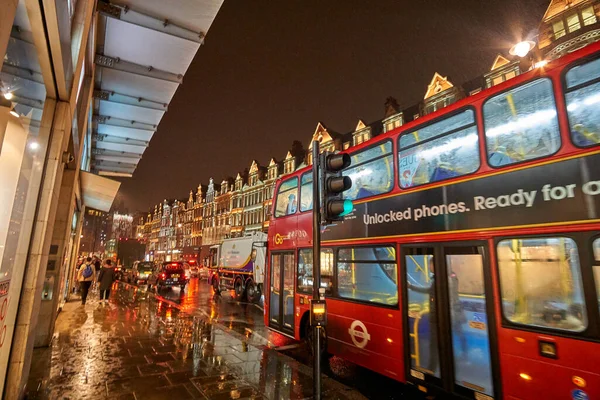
left=308, top=122, right=333, bottom=149
left=491, top=54, right=511, bottom=70
left=424, top=72, right=455, bottom=100
left=249, top=160, right=259, bottom=174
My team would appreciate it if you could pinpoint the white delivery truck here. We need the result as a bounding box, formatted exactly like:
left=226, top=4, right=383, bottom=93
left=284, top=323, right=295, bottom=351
left=209, top=232, right=267, bottom=303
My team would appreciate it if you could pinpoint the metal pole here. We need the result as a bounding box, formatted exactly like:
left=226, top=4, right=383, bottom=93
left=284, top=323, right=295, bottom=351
left=311, top=141, right=321, bottom=400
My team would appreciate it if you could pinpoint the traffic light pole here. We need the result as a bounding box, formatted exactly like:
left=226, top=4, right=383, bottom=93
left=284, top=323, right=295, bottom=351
left=311, top=140, right=322, bottom=400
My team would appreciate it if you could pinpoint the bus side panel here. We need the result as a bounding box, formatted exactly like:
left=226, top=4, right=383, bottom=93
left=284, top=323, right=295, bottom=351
left=498, top=327, right=600, bottom=400
left=325, top=298, right=405, bottom=382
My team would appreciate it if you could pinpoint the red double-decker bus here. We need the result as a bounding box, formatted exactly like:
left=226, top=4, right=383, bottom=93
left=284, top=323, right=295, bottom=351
left=264, top=40, right=600, bottom=400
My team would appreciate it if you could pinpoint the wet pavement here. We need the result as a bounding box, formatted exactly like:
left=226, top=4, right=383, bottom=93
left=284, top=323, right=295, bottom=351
left=137, top=278, right=429, bottom=400
left=26, top=282, right=366, bottom=400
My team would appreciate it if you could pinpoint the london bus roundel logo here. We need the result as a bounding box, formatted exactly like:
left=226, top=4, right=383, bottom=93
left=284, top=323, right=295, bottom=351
left=348, top=320, right=371, bottom=348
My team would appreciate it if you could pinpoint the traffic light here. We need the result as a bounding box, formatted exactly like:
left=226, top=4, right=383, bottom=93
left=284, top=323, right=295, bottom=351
left=319, top=151, right=353, bottom=224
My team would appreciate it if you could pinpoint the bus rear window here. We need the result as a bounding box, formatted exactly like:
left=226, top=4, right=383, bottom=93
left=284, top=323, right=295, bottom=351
left=274, top=177, right=298, bottom=217
left=565, top=57, right=600, bottom=147
left=398, top=109, right=479, bottom=188
left=497, top=237, right=587, bottom=332
left=337, top=246, right=398, bottom=306
left=483, top=78, right=560, bottom=167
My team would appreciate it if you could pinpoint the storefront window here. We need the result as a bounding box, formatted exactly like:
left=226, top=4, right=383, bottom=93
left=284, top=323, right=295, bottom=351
left=0, top=0, right=52, bottom=388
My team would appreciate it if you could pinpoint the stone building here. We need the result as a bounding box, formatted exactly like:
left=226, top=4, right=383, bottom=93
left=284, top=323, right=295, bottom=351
left=538, top=0, right=600, bottom=60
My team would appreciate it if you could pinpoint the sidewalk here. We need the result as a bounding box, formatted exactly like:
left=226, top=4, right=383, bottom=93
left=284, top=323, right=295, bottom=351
left=26, top=283, right=366, bottom=400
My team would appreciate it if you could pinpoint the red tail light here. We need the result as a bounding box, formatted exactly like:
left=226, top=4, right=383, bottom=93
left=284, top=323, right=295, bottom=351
left=161, top=273, right=166, bottom=279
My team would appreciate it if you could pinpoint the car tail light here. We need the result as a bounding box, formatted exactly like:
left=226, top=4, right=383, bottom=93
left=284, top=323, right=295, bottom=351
left=161, top=273, right=166, bottom=279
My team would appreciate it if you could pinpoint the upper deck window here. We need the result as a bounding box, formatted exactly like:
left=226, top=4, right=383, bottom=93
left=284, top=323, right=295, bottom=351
left=274, top=177, right=298, bottom=217
left=344, top=141, right=394, bottom=200
left=300, top=172, right=313, bottom=212
left=483, top=78, right=560, bottom=167
left=565, top=57, right=600, bottom=147
left=398, top=109, right=479, bottom=188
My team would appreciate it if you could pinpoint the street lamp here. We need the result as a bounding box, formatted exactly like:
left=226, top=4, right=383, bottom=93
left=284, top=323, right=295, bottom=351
left=509, top=40, right=536, bottom=58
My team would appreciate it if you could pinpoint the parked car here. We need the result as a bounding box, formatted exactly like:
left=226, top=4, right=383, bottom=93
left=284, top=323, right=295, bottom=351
left=147, top=262, right=189, bottom=291
left=129, top=261, right=154, bottom=285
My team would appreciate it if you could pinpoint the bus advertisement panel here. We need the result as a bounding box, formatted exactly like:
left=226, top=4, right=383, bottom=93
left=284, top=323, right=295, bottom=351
left=323, top=152, right=600, bottom=241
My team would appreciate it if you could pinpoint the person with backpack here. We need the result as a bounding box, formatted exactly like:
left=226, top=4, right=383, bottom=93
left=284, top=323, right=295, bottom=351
left=77, top=257, right=97, bottom=305
left=97, top=259, right=116, bottom=304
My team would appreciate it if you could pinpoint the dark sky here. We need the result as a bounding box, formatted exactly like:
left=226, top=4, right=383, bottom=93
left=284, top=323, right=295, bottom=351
left=116, top=0, right=550, bottom=213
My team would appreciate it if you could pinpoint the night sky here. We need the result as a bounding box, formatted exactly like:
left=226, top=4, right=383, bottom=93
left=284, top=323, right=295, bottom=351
left=115, top=0, right=550, bottom=213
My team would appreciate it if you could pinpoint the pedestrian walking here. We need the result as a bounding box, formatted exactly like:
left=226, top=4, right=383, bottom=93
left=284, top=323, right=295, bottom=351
left=97, top=259, right=116, bottom=304
left=93, top=256, right=102, bottom=273
left=77, top=257, right=97, bottom=305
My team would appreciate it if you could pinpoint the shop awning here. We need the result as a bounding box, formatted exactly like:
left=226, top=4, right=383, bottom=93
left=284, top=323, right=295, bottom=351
left=79, top=170, right=121, bottom=212
left=90, top=0, right=224, bottom=177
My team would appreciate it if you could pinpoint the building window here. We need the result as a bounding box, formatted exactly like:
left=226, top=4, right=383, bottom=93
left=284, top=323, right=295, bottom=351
left=566, top=12, right=581, bottom=33
left=552, top=19, right=566, bottom=39
left=582, top=5, right=597, bottom=26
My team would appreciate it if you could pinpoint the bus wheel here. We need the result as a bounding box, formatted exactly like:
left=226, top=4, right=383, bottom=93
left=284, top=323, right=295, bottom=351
left=233, top=277, right=245, bottom=301
left=246, top=280, right=259, bottom=303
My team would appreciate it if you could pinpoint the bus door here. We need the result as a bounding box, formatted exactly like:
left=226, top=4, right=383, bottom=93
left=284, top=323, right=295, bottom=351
left=402, top=243, right=497, bottom=399
left=268, top=252, right=295, bottom=335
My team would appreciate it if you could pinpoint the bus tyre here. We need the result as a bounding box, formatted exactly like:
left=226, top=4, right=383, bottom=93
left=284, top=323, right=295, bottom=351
left=233, top=277, right=245, bottom=301
left=246, top=280, right=259, bottom=303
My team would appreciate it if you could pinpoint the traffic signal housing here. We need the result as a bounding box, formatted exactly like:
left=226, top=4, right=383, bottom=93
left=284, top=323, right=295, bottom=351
left=319, top=151, right=353, bottom=224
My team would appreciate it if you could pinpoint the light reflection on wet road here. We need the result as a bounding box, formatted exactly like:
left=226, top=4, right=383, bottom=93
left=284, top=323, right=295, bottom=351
left=139, top=278, right=429, bottom=400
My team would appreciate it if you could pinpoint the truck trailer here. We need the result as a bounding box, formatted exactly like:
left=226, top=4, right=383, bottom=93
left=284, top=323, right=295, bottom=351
left=210, top=232, right=267, bottom=303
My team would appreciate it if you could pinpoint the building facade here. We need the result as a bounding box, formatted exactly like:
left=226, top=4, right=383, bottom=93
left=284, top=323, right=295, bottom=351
left=79, top=208, right=109, bottom=255
left=0, top=0, right=224, bottom=396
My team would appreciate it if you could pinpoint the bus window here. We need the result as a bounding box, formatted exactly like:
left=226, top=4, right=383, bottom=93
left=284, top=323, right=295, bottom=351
left=337, top=246, right=398, bottom=306
left=484, top=78, right=560, bottom=167
left=592, top=238, right=600, bottom=314
left=565, top=57, right=600, bottom=147
left=497, top=237, right=587, bottom=332
left=398, top=109, right=479, bottom=188
left=300, top=172, right=313, bottom=212
left=344, top=141, right=394, bottom=200
left=297, top=248, right=334, bottom=294
left=274, top=177, right=298, bottom=217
